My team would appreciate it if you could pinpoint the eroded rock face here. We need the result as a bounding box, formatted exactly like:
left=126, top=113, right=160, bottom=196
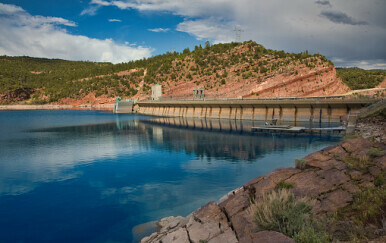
left=141, top=137, right=385, bottom=243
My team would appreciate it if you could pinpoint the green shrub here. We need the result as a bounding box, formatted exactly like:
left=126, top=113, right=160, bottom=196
left=277, top=180, right=294, bottom=189
left=374, top=174, right=384, bottom=187
left=295, top=159, right=307, bottom=170
left=252, top=190, right=316, bottom=238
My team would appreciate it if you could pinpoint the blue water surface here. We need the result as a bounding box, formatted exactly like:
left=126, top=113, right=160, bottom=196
left=0, top=110, right=342, bottom=242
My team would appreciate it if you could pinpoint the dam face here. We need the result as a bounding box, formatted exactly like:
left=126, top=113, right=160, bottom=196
left=136, top=98, right=376, bottom=124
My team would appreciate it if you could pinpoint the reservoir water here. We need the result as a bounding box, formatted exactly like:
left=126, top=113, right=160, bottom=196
left=0, top=110, right=342, bottom=242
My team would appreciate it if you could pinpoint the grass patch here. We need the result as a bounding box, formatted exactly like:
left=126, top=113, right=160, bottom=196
left=250, top=189, right=329, bottom=242
left=344, top=133, right=359, bottom=141
left=293, top=226, right=330, bottom=243
left=368, top=147, right=385, bottom=158
left=342, top=155, right=372, bottom=173
left=338, top=186, right=386, bottom=227
left=277, top=180, right=294, bottom=189
left=295, top=159, right=307, bottom=170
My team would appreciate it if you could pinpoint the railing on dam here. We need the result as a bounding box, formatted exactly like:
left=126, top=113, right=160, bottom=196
left=146, top=94, right=381, bottom=102
left=138, top=97, right=380, bottom=106
left=141, top=94, right=382, bottom=103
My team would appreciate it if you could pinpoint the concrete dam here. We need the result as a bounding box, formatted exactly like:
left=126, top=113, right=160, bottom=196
left=134, top=98, right=377, bottom=124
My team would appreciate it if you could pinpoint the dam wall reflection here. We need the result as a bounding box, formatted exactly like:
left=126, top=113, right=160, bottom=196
left=116, top=117, right=342, bottom=162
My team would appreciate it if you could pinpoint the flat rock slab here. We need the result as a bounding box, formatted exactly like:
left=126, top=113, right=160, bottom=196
left=316, top=189, right=352, bottom=213
left=208, top=229, right=238, bottom=243
left=239, top=231, right=294, bottom=243
left=316, top=168, right=350, bottom=186
left=303, top=150, right=331, bottom=167
left=158, top=216, right=187, bottom=233
left=159, top=227, right=190, bottom=243
left=286, top=170, right=331, bottom=198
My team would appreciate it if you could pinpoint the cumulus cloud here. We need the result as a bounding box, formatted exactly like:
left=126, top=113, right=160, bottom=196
left=0, top=3, right=152, bottom=63
left=320, top=10, right=368, bottom=25
left=80, top=0, right=386, bottom=68
left=108, top=18, right=122, bottom=22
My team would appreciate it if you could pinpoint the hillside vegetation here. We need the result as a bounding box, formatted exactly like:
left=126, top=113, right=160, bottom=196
left=336, top=67, right=386, bottom=90
left=0, top=41, right=355, bottom=105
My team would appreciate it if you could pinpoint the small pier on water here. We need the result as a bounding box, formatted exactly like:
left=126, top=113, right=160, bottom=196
left=251, top=125, right=346, bottom=134
left=251, top=118, right=346, bottom=134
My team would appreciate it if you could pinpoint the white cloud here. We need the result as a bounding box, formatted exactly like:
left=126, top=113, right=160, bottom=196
left=148, top=27, right=170, bottom=32
left=0, top=3, right=152, bottom=63
left=0, top=3, right=77, bottom=27
left=177, top=19, right=234, bottom=43
left=332, top=58, right=386, bottom=69
left=89, top=0, right=386, bottom=68
left=0, top=2, right=24, bottom=14
left=80, top=5, right=100, bottom=16
left=108, top=18, right=122, bottom=22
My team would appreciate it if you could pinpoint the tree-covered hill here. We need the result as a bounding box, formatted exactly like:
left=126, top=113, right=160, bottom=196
left=0, top=52, right=181, bottom=103
left=336, top=67, right=386, bottom=90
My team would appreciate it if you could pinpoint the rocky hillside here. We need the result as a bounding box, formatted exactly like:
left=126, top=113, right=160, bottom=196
left=0, top=41, right=352, bottom=105
left=156, top=42, right=349, bottom=99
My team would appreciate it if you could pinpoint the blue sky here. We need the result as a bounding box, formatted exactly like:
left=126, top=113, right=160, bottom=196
left=0, top=0, right=385, bottom=69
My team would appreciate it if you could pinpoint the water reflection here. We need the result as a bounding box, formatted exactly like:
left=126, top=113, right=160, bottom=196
left=0, top=111, right=342, bottom=243
left=135, top=117, right=341, bottom=161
